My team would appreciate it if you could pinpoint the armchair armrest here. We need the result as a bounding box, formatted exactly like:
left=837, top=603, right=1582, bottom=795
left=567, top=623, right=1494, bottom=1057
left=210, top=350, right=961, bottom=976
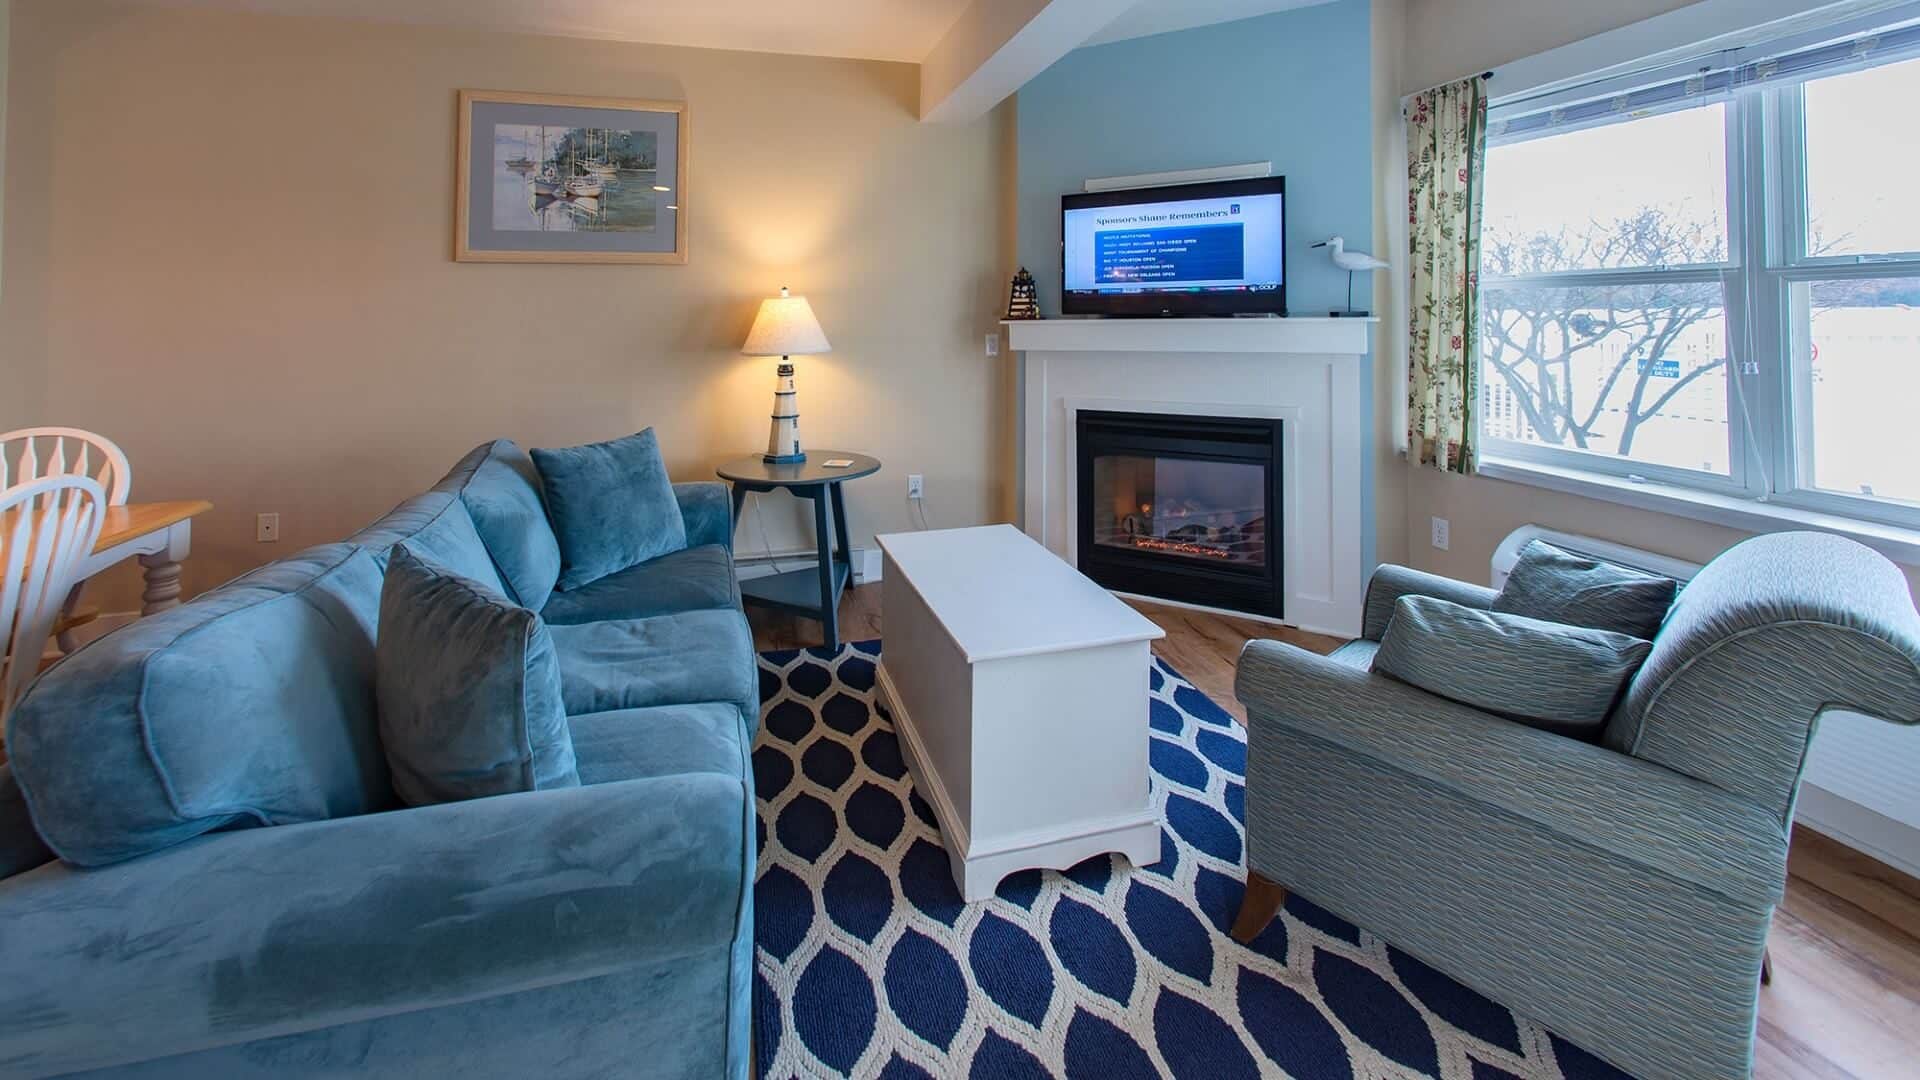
left=0, top=772, right=749, bottom=1078
left=1361, top=564, right=1498, bottom=640
left=1234, top=640, right=1786, bottom=907
left=675, top=481, right=733, bottom=551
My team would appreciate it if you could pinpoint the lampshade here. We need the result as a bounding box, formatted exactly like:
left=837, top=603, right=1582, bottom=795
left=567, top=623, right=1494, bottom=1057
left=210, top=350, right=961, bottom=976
left=742, top=287, right=832, bottom=357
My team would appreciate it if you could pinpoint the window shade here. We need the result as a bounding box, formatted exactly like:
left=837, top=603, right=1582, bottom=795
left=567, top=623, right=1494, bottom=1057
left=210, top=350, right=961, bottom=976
left=1489, top=0, right=1920, bottom=142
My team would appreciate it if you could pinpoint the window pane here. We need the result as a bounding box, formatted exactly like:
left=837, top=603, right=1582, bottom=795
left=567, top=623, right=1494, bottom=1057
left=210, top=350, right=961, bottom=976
left=1804, top=57, right=1920, bottom=257
left=1482, top=281, right=1731, bottom=474
left=1794, top=278, right=1920, bottom=503
left=1483, top=104, right=1729, bottom=274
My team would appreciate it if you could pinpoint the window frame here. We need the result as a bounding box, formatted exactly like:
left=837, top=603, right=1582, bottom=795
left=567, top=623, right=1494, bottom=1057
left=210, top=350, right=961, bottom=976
left=1477, top=63, right=1920, bottom=535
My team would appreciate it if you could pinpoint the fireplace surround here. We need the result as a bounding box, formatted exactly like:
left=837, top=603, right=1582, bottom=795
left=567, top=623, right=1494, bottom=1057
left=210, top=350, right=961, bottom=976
left=1008, top=316, right=1372, bottom=638
left=1076, top=410, right=1283, bottom=617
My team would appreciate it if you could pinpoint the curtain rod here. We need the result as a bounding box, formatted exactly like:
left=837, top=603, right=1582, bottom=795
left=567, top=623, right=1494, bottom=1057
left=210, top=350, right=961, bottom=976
left=1399, top=71, right=1494, bottom=106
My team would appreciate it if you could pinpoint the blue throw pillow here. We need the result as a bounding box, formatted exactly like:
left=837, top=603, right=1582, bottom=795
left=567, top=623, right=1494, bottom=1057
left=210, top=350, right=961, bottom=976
left=1493, top=539, right=1677, bottom=640
left=375, top=545, right=578, bottom=806
left=531, top=429, right=687, bottom=591
left=1375, top=595, right=1653, bottom=742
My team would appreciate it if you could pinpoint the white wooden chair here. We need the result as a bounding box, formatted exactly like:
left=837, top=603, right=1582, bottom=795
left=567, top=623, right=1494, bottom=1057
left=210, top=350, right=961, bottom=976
left=2, top=475, right=108, bottom=733
left=0, top=429, right=130, bottom=652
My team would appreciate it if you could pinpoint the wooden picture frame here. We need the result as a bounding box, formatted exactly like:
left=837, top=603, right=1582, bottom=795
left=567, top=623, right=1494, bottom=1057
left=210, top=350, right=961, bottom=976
left=455, top=89, right=688, bottom=264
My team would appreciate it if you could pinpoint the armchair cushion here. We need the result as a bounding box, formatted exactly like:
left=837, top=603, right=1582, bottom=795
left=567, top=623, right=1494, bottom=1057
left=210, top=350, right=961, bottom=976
left=1375, top=596, right=1652, bottom=741
left=533, top=429, right=687, bottom=591
left=376, top=546, right=578, bottom=806
left=1493, top=538, right=1677, bottom=640
left=1235, top=640, right=1788, bottom=908
left=1361, top=564, right=1498, bottom=640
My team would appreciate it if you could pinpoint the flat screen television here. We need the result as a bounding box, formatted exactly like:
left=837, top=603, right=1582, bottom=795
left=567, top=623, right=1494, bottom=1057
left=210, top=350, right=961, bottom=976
left=1061, top=177, right=1286, bottom=317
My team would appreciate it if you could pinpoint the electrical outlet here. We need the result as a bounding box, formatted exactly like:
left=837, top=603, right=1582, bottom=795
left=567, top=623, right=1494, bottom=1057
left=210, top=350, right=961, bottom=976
left=907, top=474, right=925, bottom=500
left=257, top=512, right=281, bottom=543
left=1430, top=516, right=1450, bottom=551
left=984, top=333, right=1000, bottom=358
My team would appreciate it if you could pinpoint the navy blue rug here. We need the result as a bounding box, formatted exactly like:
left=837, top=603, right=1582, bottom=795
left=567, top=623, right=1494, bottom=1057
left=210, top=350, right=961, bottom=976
left=751, top=641, right=1630, bottom=1079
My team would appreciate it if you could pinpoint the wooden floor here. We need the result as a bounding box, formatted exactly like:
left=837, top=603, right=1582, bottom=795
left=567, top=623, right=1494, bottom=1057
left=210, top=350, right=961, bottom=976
left=749, top=583, right=1920, bottom=1080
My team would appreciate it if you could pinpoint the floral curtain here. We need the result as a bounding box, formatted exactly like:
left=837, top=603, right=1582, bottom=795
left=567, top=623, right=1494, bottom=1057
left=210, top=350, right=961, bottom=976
left=1405, top=76, right=1487, bottom=474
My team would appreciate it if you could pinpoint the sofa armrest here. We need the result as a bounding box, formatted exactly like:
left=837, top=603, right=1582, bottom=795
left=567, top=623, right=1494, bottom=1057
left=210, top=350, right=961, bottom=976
left=0, top=772, right=750, bottom=1078
left=675, top=482, right=734, bottom=552
left=1234, top=640, right=1786, bottom=907
left=1361, top=564, right=1499, bottom=640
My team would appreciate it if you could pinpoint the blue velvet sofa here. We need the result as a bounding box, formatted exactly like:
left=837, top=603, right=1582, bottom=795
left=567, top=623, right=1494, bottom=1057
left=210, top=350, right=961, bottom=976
left=0, top=440, right=757, bottom=1079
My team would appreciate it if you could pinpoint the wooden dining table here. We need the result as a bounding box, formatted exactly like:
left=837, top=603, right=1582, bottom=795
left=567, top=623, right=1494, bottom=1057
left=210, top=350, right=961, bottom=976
left=83, top=501, right=214, bottom=615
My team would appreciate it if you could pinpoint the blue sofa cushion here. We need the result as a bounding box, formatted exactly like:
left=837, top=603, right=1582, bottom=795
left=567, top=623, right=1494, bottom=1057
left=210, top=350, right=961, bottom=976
left=351, top=491, right=512, bottom=599
left=549, top=610, right=757, bottom=726
left=532, top=429, right=687, bottom=591
left=1493, top=538, right=1677, bottom=640
left=1376, top=595, right=1653, bottom=741
left=540, top=544, right=738, bottom=625
left=569, top=703, right=748, bottom=786
left=377, top=546, right=578, bottom=806
left=437, top=440, right=565, bottom=612
left=0, top=765, right=53, bottom=880
left=7, top=543, right=392, bottom=867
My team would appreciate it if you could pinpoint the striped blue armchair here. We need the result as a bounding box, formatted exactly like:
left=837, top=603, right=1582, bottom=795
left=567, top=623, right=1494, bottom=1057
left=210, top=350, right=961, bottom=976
left=1230, top=531, right=1920, bottom=1079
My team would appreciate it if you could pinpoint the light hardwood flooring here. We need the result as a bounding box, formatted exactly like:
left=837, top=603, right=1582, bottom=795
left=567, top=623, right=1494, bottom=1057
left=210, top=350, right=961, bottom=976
left=748, top=583, right=1920, bottom=1080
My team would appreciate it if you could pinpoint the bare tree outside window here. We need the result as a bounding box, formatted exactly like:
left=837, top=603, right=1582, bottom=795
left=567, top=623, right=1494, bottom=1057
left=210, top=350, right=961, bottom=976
left=1480, top=209, right=1727, bottom=465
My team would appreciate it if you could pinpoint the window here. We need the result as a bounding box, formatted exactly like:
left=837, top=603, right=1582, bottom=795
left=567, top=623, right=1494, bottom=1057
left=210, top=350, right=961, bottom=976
left=1479, top=33, right=1920, bottom=531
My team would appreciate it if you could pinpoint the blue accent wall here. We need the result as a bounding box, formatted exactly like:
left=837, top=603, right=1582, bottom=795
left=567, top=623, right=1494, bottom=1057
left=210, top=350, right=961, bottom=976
left=1014, top=0, right=1379, bottom=585
left=1015, top=0, right=1375, bottom=318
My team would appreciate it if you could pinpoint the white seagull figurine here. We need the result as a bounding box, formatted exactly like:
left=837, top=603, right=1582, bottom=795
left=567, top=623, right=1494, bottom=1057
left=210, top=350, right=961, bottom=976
left=1312, top=236, right=1389, bottom=316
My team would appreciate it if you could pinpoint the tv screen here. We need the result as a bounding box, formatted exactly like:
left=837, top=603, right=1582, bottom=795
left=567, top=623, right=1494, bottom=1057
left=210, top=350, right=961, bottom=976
left=1061, top=177, right=1285, bottom=317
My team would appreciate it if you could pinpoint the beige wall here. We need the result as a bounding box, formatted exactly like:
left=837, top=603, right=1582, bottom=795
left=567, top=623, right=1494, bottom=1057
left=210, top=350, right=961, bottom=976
left=2, top=0, right=1012, bottom=609
left=1400, top=0, right=1701, bottom=95
left=1370, top=0, right=1409, bottom=569
left=0, top=0, right=16, bottom=432
left=1391, top=0, right=1920, bottom=592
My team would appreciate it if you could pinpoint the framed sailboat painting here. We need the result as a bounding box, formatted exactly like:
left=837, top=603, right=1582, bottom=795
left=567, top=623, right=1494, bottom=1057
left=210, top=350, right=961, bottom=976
left=455, top=90, right=688, bottom=263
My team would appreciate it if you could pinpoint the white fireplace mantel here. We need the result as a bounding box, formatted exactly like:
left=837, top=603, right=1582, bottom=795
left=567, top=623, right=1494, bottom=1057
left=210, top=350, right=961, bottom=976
left=1009, top=317, right=1373, bottom=638
left=1006, top=316, right=1375, bottom=357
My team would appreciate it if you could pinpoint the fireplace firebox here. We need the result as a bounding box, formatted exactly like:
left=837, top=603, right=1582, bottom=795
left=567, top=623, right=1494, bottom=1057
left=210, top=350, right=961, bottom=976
left=1075, top=410, right=1283, bottom=618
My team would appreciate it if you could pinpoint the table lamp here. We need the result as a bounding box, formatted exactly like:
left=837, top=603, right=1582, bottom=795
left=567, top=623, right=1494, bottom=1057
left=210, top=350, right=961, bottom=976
left=742, top=286, right=832, bottom=464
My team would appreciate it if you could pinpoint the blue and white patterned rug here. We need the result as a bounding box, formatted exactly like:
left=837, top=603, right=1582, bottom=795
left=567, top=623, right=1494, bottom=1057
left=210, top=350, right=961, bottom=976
left=751, top=641, right=1630, bottom=1080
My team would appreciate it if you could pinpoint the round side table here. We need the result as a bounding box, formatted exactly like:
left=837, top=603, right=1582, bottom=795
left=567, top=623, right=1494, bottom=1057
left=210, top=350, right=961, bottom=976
left=717, top=452, right=881, bottom=652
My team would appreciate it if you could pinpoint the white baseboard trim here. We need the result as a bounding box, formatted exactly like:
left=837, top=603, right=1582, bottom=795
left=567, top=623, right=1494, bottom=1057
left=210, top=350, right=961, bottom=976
left=1795, top=783, right=1920, bottom=881
left=735, top=546, right=881, bottom=585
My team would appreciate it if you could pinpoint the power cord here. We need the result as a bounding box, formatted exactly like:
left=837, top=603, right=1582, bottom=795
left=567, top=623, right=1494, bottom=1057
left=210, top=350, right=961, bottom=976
left=749, top=493, right=791, bottom=574
left=907, top=495, right=935, bottom=531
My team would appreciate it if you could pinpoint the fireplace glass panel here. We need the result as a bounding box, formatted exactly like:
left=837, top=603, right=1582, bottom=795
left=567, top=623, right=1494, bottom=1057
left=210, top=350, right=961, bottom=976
left=1090, top=454, right=1267, bottom=567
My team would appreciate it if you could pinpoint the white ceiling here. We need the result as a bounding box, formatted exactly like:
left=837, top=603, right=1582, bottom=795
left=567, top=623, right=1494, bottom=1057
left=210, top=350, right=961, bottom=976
left=1086, top=0, right=1333, bottom=47
left=128, top=0, right=1335, bottom=63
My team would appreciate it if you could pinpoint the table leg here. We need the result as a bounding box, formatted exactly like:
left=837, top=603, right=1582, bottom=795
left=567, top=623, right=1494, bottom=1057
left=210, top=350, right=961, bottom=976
left=138, top=552, right=184, bottom=615
left=729, top=484, right=748, bottom=539
left=829, top=482, right=852, bottom=574
left=812, top=491, right=839, bottom=652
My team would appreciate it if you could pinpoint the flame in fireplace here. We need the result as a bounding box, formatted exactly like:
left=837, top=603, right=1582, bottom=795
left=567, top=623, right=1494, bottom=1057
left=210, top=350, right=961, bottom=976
left=1129, top=536, right=1234, bottom=559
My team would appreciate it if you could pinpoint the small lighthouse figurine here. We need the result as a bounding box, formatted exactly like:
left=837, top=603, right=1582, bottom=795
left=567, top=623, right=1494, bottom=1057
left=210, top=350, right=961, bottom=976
left=742, top=286, right=833, bottom=464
